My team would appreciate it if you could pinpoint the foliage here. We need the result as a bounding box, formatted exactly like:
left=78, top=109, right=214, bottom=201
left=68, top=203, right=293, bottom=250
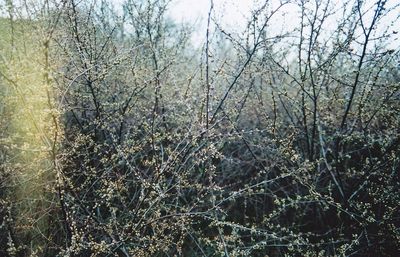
left=0, top=0, right=399, bottom=256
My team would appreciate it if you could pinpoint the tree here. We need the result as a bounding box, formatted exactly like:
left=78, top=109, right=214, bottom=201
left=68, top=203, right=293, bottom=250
left=1, top=0, right=399, bottom=256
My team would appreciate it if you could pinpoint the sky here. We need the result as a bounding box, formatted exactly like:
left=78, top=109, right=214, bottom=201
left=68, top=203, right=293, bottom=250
left=168, top=0, right=255, bottom=45
left=110, top=0, right=257, bottom=45
left=168, top=0, right=253, bottom=27
left=108, top=0, right=398, bottom=51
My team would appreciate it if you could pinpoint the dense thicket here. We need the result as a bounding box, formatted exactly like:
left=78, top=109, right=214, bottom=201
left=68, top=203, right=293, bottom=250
left=1, top=0, right=399, bottom=256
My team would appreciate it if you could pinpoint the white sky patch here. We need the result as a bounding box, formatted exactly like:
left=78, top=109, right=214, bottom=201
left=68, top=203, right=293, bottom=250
left=167, top=0, right=255, bottom=46
left=168, top=0, right=253, bottom=26
left=168, top=0, right=399, bottom=48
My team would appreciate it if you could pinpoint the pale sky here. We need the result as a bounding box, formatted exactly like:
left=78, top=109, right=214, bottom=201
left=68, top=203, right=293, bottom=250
left=168, top=0, right=253, bottom=26
left=168, top=0, right=255, bottom=46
